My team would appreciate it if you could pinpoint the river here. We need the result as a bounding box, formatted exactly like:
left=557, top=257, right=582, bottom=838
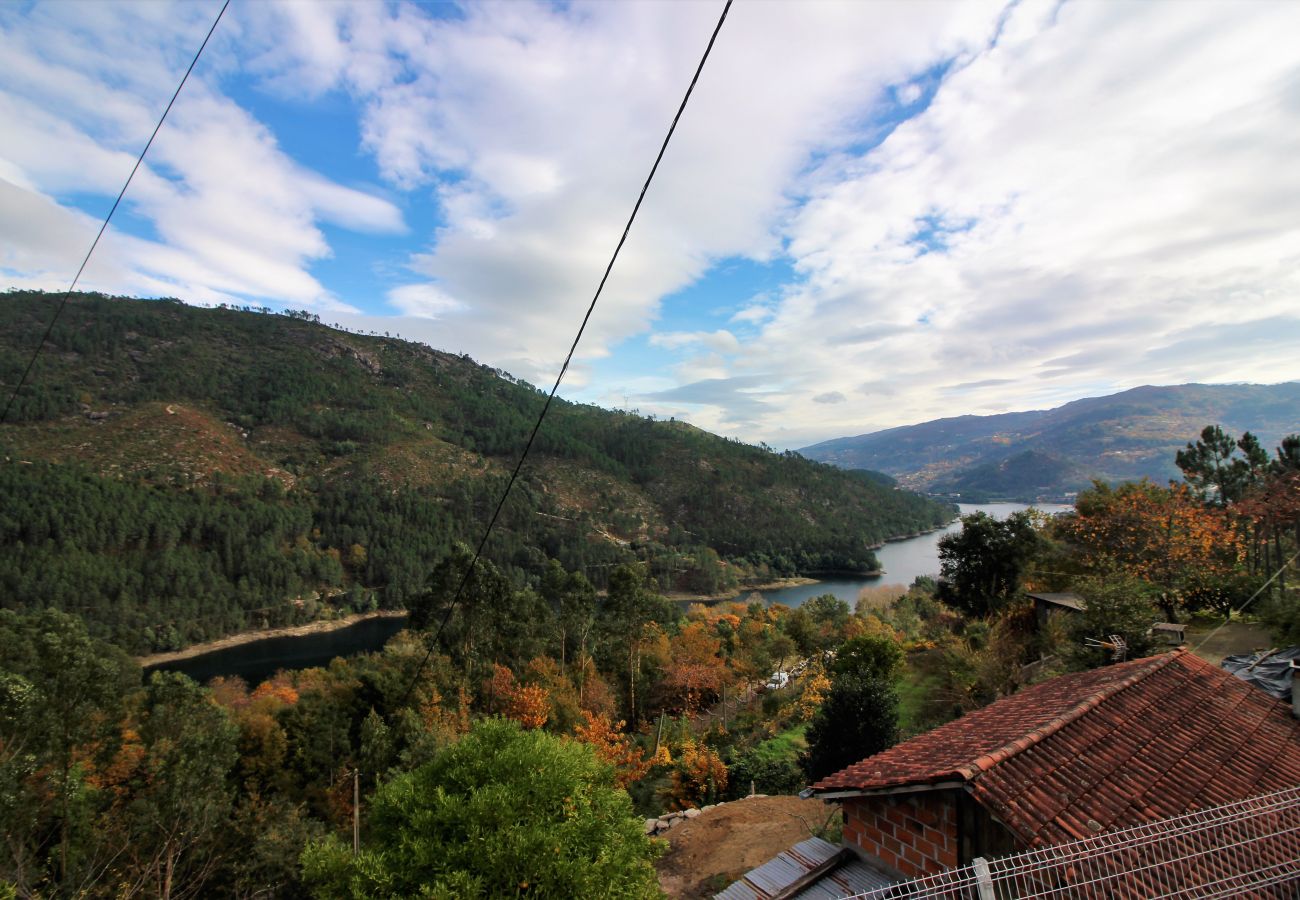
left=753, top=502, right=1072, bottom=609
left=147, top=501, right=1070, bottom=684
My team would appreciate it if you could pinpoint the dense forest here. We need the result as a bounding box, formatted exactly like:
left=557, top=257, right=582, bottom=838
left=0, top=291, right=954, bottom=653
left=5, top=314, right=1294, bottom=894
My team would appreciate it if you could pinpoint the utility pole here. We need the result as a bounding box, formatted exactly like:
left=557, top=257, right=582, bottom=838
left=353, top=769, right=360, bottom=855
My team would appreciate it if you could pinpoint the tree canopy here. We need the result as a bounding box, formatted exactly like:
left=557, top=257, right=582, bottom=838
left=937, top=511, right=1041, bottom=617
left=301, top=718, right=662, bottom=899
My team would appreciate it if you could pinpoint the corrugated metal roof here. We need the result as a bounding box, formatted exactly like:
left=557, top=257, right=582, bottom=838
left=715, top=837, right=894, bottom=900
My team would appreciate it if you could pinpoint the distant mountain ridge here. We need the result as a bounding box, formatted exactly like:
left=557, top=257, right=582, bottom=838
left=799, top=383, right=1300, bottom=501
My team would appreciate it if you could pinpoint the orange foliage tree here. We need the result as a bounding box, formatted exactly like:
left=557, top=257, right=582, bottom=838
left=486, top=664, right=550, bottom=730
left=666, top=736, right=728, bottom=809
left=1066, top=480, right=1243, bottom=618
left=661, top=621, right=729, bottom=714
left=571, top=711, right=650, bottom=789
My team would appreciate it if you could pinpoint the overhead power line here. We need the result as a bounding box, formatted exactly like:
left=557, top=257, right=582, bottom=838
left=1191, top=547, right=1299, bottom=654
left=397, top=0, right=734, bottom=706
left=0, top=0, right=231, bottom=426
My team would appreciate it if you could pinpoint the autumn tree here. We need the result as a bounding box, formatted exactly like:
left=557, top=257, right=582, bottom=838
left=661, top=621, right=728, bottom=714
left=572, top=711, right=650, bottom=789
left=1066, top=480, right=1243, bottom=620
left=485, top=664, right=550, bottom=730
left=666, top=736, right=728, bottom=809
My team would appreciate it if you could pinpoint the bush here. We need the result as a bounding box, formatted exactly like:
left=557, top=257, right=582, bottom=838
left=726, top=747, right=805, bottom=799
left=1068, top=576, right=1160, bottom=669
left=302, top=718, right=661, bottom=898
left=801, top=672, right=899, bottom=783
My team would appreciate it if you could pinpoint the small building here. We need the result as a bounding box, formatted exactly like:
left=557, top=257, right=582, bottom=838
left=1026, top=591, right=1085, bottom=630
left=805, top=649, right=1300, bottom=880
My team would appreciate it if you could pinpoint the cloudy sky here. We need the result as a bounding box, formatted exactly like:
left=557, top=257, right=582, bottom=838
left=3, top=0, right=1298, bottom=448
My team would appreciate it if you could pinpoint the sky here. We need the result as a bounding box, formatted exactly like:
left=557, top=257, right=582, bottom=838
left=2, top=0, right=1298, bottom=450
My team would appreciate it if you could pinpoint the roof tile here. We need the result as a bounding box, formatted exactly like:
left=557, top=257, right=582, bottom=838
left=812, top=650, right=1300, bottom=847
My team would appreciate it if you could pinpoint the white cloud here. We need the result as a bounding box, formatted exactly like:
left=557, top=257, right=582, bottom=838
left=238, top=0, right=1007, bottom=382
left=737, top=0, right=1300, bottom=443
left=4, top=0, right=1297, bottom=451
left=650, top=330, right=741, bottom=354
left=730, top=302, right=775, bottom=325
left=387, top=284, right=466, bottom=319
left=0, top=0, right=404, bottom=311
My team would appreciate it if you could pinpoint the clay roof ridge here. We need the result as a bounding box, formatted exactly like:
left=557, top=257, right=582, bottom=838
left=952, top=650, right=1184, bottom=782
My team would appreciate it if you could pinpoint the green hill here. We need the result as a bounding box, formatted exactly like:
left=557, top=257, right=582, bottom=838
left=800, top=383, right=1300, bottom=500
left=0, top=291, right=954, bottom=653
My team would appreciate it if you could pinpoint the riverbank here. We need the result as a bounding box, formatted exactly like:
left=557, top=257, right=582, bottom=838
left=136, top=609, right=409, bottom=668
left=664, top=576, right=820, bottom=605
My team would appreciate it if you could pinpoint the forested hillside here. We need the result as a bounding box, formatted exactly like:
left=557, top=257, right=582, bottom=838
left=0, top=291, right=953, bottom=653
left=800, top=383, right=1300, bottom=500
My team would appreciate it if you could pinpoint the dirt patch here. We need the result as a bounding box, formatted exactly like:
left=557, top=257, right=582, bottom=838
left=655, top=795, right=835, bottom=899
left=1185, top=619, right=1276, bottom=666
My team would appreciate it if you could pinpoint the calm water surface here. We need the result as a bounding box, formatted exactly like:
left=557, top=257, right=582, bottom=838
left=151, top=502, right=1070, bottom=682
left=146, top=614, right=408, bottom=685
left=755, top=502, right=1072, bottom=609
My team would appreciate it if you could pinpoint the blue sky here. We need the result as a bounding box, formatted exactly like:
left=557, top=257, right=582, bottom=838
left=2, top=0, right=1298, bottom=448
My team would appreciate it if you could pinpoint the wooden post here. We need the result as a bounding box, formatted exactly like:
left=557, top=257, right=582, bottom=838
left=353, top=769, right=360, bottom=855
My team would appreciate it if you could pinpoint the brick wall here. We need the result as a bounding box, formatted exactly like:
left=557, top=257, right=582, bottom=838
left=841, top=792, right=959, bottom=878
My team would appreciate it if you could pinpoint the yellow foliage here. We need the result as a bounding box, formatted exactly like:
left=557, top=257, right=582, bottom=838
left=666, top=736, right=728, bottom=809
left=572, top=710, right=651, bottom=789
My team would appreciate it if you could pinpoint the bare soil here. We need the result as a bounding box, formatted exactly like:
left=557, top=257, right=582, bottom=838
left=655, top=795, right=834, bottom=898
left=1184, top=619, right=1276, bottom=666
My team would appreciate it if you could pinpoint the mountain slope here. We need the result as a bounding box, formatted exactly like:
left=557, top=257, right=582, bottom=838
left=0, top=292, right=954, bottom=652
left=800, top=383, right=1300, bottom=500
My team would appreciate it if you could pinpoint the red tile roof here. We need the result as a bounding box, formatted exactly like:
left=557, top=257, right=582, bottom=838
left=811, top=650, right=1300, bottom=847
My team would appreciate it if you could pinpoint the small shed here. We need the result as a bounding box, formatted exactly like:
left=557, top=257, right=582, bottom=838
left=1027, top=592, right=1086, bottom=630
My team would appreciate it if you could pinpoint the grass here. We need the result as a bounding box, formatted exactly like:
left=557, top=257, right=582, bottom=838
left=745, top=724, right=808, bottom=764
left=897, top=650, right=953, bottom=738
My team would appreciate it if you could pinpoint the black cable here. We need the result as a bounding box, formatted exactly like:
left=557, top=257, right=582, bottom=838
left=396, top=0, right=734, bottom=707
left=0, top=0, right=231, bottom=426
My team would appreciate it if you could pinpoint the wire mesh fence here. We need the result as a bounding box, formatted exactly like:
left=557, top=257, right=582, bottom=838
left=844, top=786, right=1300, bottom=899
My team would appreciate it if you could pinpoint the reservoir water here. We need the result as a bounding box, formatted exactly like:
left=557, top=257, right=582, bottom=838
left=146, top=614, right=409, bottom=686
left=755, top=502, right=1072, bottom=609
left=149, top=501, right=1070, bottom=683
